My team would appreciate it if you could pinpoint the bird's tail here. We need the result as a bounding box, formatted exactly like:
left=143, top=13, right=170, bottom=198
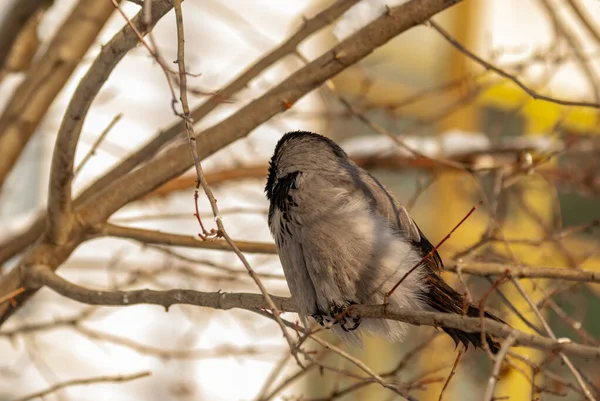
left=423, top=272, right=504, bottom=353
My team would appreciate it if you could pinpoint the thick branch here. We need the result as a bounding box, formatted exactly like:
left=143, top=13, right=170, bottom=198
left=46, top=0, right=174, bottom=244
left=0, top=0, right=175, bottom=326
left=0, top=0, right=50, bottom=70
left=0, top=0, right=119, bottom=189
left=0, top=0, right=51, bottom=70
left=23, top=264, right=600, bottom=359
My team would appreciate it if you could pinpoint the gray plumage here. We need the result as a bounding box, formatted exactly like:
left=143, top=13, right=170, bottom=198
left=265, top=131, right=502, bottom=352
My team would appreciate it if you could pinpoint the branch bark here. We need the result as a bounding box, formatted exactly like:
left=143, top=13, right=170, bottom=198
left=23, top=264, right=600, bottom=360
left=0, top=0, right=119, bottom=190
left=0, top=0, right=51, bottom=70
left=46, top=0, right=174, bottom=245
left=101, top=224, right=277, bottom=254
left=14, top=371, right=150, bottom=401
left=0, top=0, right=176, bottom=326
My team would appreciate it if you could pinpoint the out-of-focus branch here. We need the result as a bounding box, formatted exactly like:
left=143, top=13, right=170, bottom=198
left=537, top=0, right=600, bottom=103
left=101, top=224, right=277, bottom=254
left=483, top=333, right=517, bottom=401
left=22, top=264, right=600, bottom=359
left=74, top=114, right=123, bottom=176
left=99, top=224, right=600, bottom=283
left=510, top=277, right=594, bottom=400
left=46, top=0, right=173, bottom=245
left=144, top=146, right=547, bottom=199
left=429, top=19, right=600, bottom=108
left=565, top=0, right=600, bottom=47
left=146, top=166, right=269, bottom=198
left=76, top=325, right=272, bottom=359
left=444, top=261, right=600, bottom=284
left=14, top=371, right=150, bottom=401
left=0, top=0, right=50, bottom=70
left=0, top=0, right=120, bottom=190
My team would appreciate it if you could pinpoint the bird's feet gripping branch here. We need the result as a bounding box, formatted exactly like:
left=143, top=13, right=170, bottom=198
left=312, top=302, right=361, bottom=332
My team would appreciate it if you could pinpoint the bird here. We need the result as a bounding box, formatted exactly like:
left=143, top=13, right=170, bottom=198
left=265, top=130, right=504, bottom=353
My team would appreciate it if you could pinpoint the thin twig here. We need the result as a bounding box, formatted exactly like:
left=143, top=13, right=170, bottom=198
left=438, top=348, right=463, bottom=401
left=74, top=113, right=123, bottom=176
left=429, top=19, right=600, bottom=108
left=386, top=202, right=482, bottom=300
left=171, top=0, right=299, bottom=360
left=511, top=278, right=596, bottom=400
left=14, top=371, right=150, bottom=401
left=0, top=287, right=25, bottom=306
left=483, top=333, right=517, bottom=401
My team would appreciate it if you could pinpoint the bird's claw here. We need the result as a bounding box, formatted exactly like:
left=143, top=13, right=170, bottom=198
left=328, top=303, right=361, bottom=332
left=312, top=303, right=361, bottom=331
left=311, top=312, right=325, bottom=327
left=311, top=311, right=337, bottom=329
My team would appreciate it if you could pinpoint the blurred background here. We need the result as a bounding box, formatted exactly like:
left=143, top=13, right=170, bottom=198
left=0, top=0, right=599, bottom=400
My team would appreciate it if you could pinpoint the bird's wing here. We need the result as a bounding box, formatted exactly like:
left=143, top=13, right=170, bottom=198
left=353, top=167, right=445, bottom=272
left=270, top=210, right=319, bottom=324
left=293, top=156, right=444, bottom=272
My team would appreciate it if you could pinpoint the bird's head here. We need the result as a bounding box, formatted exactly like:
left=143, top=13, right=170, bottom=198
left=265, top=130, right=349, bottom=201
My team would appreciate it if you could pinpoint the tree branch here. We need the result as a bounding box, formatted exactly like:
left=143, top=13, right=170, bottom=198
left=0, top=0, right=50, bottom=70
left=0, top=0, right=120, bottom=190
left=14, top=371, right=150, bottom=401
left=46, top=0, right=174, bottom=244
left=22, top=264, right=600, bottom=360
left=444, top=261, right=600, bottom=284
left=99, top=226, right=600, bottom=284
left=429, top=19, right=600, bottom=108
left=101, top=224, right=277, bottom=254
left=0, top=0, right=462, bottom=329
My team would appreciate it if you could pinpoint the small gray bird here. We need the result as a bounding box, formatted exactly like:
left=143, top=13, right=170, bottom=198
left=265, top=131, right=503, bottom=353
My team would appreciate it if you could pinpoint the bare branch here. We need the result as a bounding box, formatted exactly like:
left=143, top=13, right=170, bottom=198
left=46, top=0, right=174, bottom=244
left=429, top=19, right=600, bottom=108
left=510, top=277, right=595, bottom=400
left=101, top=223, right=277, bottom=254
left=0, top=0, right=120, bottom=190
left=171, top=0, right=300, bottom=358
left=0, top=0, right=49, bottom=70
left=14, top=371, right=150, bottom=401
left=74, top=113, right=123, bottom=176
left=22, top=265, right=600, bottom=360
left=444, top=261, right=600, bottom=284
left=483, top=333, right=517, bottom=401
left=537, top=0, right=600, bottom=103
